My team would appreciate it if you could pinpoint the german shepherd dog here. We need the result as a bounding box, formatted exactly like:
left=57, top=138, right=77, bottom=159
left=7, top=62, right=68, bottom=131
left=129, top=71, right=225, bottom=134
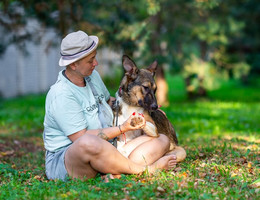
left=112, top=55, right=186, bottom=162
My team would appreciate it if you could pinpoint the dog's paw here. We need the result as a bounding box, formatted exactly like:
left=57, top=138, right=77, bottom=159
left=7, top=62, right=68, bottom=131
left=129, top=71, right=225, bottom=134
left=130, top=116, right=144, bottom=127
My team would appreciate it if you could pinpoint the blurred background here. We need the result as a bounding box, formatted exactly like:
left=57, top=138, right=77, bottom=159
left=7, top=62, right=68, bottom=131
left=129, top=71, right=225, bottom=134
left=0, top=0, right=259, bottom=105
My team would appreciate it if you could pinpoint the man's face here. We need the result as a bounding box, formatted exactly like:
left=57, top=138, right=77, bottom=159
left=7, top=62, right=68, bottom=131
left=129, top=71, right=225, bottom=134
left=74, top=50, right=98, bottom=77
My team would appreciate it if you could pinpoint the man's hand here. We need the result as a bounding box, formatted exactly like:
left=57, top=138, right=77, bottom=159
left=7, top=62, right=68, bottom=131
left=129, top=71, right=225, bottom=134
left=120, top=112, right=146, bottom=132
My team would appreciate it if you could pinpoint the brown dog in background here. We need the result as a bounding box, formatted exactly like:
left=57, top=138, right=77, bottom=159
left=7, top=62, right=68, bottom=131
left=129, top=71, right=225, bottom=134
left=112, top=55, right=186, bottom=162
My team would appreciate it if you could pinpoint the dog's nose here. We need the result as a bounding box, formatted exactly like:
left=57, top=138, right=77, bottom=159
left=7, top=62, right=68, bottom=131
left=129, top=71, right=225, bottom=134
left=151, top=103, right=158, bottom=110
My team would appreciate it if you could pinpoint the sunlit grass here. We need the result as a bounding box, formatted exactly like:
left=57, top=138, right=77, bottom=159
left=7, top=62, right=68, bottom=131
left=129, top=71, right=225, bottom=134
left=0, top=94, right=45, bottom=136
left=0, top=75, right=259, bottom=199
left=166, top=101, right=260, bottom=140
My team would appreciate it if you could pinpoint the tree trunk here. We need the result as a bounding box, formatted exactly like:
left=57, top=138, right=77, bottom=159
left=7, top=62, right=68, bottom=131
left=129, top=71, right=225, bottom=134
left=58, top=0, right=67, bottom=36
left=185, top=41, right=207, bottom=100
left=197, top=41, right=207, bottom=97
left=185, top=76, right=195, bottom=99
left=198, top=77, right=207, bottom=97
left=156, top=66, right=169, bottom=106
left=150, top=13, right=169, bottom=106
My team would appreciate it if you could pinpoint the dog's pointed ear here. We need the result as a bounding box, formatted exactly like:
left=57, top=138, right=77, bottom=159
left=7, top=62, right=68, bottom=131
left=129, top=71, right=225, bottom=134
left=122, top=55, right=139, bottom=79
left=147, top=60, right=158, bottom=76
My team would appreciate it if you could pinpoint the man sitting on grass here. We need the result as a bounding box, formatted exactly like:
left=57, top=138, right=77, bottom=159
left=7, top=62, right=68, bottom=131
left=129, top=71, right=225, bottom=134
left=43, top=30, right=177, bottom=181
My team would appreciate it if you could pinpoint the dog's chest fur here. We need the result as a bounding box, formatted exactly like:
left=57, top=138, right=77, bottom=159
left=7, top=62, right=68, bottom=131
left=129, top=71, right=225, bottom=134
left=115, top=95, right=144, bottom=148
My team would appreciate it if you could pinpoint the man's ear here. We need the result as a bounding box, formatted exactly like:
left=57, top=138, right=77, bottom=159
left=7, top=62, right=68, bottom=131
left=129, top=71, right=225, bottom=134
left=122, top=55, right=139, bottom=79
left=147, top=60, right=158, bottom=76
left=69, top=62, right=77, bottom=70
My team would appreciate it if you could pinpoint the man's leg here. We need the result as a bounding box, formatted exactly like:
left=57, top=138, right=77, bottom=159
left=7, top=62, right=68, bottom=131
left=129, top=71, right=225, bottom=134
left=65, top=134, right=176, bottom=179
left=125, top=134, right=176, bottom=165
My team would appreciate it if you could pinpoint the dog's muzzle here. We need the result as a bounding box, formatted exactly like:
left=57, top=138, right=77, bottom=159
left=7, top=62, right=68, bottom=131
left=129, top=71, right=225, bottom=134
left=139, top=99, right=158, bottom=111
left=150, top=103, right=158, bottom=111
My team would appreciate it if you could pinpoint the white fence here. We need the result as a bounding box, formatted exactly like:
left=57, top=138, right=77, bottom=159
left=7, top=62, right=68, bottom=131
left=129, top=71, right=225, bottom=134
left=0, top=32, right=121, bottom=98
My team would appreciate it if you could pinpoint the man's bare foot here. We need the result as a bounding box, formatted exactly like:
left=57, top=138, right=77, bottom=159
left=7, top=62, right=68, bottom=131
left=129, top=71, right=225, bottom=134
left=147, top=154, right=177, bottom=173
left=166, top=147, right=186, bottom=162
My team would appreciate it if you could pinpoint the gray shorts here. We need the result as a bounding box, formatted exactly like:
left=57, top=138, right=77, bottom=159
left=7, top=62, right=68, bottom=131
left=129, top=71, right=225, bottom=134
left=45, top=145, right=71, bottom=181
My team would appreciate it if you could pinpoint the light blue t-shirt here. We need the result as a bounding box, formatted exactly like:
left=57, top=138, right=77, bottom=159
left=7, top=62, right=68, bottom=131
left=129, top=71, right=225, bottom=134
left=43, top=70, right=113, bottom=152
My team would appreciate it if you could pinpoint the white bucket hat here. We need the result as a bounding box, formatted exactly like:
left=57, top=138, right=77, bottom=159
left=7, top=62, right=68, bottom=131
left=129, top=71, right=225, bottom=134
left=59, top=30, right=99, bottom=66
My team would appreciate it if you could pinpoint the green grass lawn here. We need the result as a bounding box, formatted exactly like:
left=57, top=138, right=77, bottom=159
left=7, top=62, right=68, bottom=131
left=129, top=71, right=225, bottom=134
left=0, top=75, right=259, bottom=199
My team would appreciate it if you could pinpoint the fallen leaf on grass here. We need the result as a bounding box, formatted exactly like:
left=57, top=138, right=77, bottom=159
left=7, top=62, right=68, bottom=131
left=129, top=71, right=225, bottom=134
left=177, top=180, right=188, bottom=188
left=157, top=186, right=165, bottom=193
left=247, top=144, right=258, bottom=150
left=198, top=153, right=205, bottom=157
left=101, top=174, right=118, bottom=183
left=247, top=162, right=252, bottom=168
left=33, top=175, right=40, bottom=180
left=178, top=172, right=189, bottom=178
left=125, top=183, right=133, bottom=188
left=13, top=140, right=21, bottom=145
left=230, top=172, right=238, bottom=177
left=0, top=150, right=14, bottom=156
left=174, top=167, right=182, bottom=172
left=237, top=157, right=247, bottom=164
left=200, top=162, right=207, bottom=167
left=122, top=196, right=131, bottom=200
left=60, top=194, right=68, bottom=198
left=212, top=166, right=219, bottom=173
left=95, top=187, right=101, bottom=191
left=195, top=179, right=205, bottom=183
left=198, top=172, right=207, bottom=178
left=139, top=179, right=146, bottom=183
left=194, top=179, right=207, bottom=189
left=224, top=187, right=229, bottom=193
left=170, top=171, right=176, bottom=176
left=247, top=167, right=254, bottom=174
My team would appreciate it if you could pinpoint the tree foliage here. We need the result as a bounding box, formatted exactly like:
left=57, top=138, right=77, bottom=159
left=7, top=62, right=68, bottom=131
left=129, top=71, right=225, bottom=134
left=1, top=0, right=259, bottom=99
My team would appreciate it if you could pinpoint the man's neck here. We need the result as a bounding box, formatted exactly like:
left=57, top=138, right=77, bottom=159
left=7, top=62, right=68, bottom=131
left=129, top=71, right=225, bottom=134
left=64, top=69, right=86, bottom=87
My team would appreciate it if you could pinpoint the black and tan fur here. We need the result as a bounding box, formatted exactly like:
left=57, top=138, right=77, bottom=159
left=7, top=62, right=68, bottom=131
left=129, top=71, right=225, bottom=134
left=113, top=55, right=186, bottom=162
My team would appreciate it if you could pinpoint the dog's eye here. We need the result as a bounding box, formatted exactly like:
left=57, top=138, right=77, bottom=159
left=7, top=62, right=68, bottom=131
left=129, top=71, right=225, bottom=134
left=142, top=86, right=149, bottom=91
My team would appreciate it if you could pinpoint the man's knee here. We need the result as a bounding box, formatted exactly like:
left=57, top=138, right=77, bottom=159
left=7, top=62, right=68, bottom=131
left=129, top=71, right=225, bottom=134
left=77, top=135, right=103, bottom=155
left=157, top=134, right=170, bottom=150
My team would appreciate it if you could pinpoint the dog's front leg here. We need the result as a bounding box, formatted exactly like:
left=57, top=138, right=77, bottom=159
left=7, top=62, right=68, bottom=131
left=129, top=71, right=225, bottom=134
left=143, top=121, right=159, bottom=137
left=142, top=112, right=159, bottom=137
